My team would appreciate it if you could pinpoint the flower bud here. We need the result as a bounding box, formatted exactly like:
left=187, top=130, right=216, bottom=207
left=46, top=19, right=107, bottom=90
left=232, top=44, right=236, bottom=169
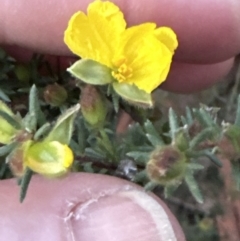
left=0, top=101, right=19, bottom=144
left=146, top=145, right=187, bottom=185
left=80, top=85, right=107, bottom=127
left=43, top=83, right=68, bottom=107
left=14, top=64, right=31, bottom=82
left=24, top=141, right=74, bottom=177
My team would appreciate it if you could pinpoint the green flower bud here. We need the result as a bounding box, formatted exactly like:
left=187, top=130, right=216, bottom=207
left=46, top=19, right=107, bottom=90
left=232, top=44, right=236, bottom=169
left=80, top=85, right=107, bottom=127
left=25, top=141, right=74, bottom=177
left=0, top=101, right=20, bottom=144
left=146, top=145, right=187, bottom=185
left=43, top=83, right=68, bottom=107
left=14, top=64, right=31, bottom=82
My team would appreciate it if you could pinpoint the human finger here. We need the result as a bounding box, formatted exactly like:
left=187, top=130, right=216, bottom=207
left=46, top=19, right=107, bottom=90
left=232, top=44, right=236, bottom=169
left=161, top=58, right=234, bottom=93
left=0, top=0, right=239, bottom=63
left=0, top=173, right=185, bottom=241
left=3, top=45, right=234, bottom=93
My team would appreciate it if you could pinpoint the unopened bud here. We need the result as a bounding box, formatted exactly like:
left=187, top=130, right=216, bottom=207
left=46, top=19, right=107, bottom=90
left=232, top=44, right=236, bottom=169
left=25, top=141, right=74, bottom=177
left=80, top=85, right=107, bottom=127
left=146, top=145, right=187, bottom=185
left=0, top=101, right=19, bottom=144
left=44, top=83, right=68, bottom=107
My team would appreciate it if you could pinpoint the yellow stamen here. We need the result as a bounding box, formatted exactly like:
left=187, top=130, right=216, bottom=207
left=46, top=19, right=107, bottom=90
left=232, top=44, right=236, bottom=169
left=112, top=56, right=133, bottom=82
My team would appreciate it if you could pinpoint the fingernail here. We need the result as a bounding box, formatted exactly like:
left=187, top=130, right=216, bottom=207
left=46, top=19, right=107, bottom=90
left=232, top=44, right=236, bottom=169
left=65, top=189, right=177, bottom=241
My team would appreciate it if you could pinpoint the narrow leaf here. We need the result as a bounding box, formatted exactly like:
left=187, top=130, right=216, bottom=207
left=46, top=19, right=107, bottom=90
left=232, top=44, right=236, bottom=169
left=144, top=120, right=164, bottom=146
left=202, top=150, right=222, bottom=167
left=19, top=167, right=33, bottom=203
left=126, top=151, right=150, bottom=165
left=185, top=172, right=203, bottom=203
left=185, top=107, right=193, bottom=124
left=0, top=142, right=18, bottom=157
left=189, top=127, right=213, bottom=149
left=0, top=89, right=10, bottom=102
left=33, top=123, right=51, bottom=141
left=45, top=104, right=80, bottom=144
left=169, top=108, right=179, bottom=139
left=0, top=110, right=21, bottom=129
left=193, top=108, right=215, bottom=128
left=27, top=85, right=45, bottom=130
left=76, top=116, right=88, bottom=155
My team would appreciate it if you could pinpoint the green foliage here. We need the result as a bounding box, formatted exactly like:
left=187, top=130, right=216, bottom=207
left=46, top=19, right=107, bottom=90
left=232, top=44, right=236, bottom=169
left=1, top=47, right=240, bottom=240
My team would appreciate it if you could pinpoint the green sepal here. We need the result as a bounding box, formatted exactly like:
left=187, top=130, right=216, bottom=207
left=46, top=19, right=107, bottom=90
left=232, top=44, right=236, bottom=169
left=44, top=104, right=80, bottom=145
left=112, top=82, right=153, bottom=108
left=67, top=59, right=114, bottom=85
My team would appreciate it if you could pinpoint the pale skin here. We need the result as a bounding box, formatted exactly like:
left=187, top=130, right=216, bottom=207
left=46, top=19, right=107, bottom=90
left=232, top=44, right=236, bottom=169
left=0, top=0, right=240, bottom=240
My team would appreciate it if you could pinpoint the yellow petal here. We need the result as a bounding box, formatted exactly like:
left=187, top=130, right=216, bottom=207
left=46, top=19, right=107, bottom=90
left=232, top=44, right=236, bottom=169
left=113, top=24, right=174, bottom=93
left=25, top=141, right=74, bottom=177
left=64, top=0, right=126, bottom=67
left=154, top=27, right=178, bottom=53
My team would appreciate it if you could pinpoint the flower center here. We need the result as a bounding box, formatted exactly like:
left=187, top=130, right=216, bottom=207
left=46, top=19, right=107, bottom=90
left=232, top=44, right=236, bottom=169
left=112, top=56, right=133, bottom=83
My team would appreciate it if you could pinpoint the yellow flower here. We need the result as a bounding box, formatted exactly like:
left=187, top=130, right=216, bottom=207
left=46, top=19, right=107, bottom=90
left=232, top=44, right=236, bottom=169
left=24, top=141, right=74, bottom=177
left=64, top=0, right=178, bottom=94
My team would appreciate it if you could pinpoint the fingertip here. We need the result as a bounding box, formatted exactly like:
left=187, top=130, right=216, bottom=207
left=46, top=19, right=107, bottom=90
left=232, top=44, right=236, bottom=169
left=0, top=174, right=185, bottom=241
left=161, top=58, right=234, bottom=93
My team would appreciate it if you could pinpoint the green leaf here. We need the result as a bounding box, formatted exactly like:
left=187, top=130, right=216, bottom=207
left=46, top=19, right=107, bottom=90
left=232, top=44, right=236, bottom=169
left=185, top=107, right=193, bottom=124
left=0, top=142, right=18, bottom=157
left=144, top=120, right=164, bottom=146
left=126, top=151, right=150, bottom=165
left=201, top=150, right=222, bottom=167
left=76, top=116, right=88, bottom=155
left=85, top=147, right=105, bottom=159
left=164, top=183, right=181, bottom=198
left=169, top=108, right=179, bottom=139
left=97, top=129, right=115, bottom=160
left=0, top=88, right=10, bottom=102
left=67, top=59, right=114, bottom=85
left=33, top=123, right=51, bottom=141
left=113, top=82, right=153, bottom=108
left=83, top=162, right=94, bottom=173
left=19, top=167, right=33, bottom=203
left=26, top=85, right=45, bottom=131
left=45, top=104, right=80, bottom=145
left=189, top=127, right=213, bottom=149
left=0, top=110, right=21, bottom=130
left=193, top=108, right=216, bottom=128
left=185, top=171, right=203, bottom=203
